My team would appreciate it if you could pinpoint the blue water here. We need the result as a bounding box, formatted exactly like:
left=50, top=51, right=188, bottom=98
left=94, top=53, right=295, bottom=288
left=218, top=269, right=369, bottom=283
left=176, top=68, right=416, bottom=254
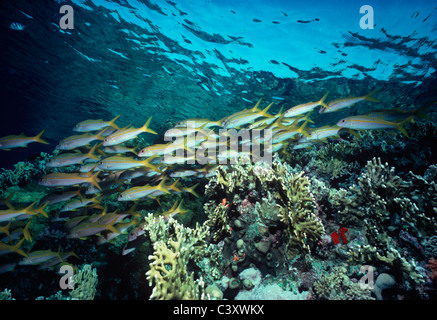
left=0, top=0, right=436, bottom=301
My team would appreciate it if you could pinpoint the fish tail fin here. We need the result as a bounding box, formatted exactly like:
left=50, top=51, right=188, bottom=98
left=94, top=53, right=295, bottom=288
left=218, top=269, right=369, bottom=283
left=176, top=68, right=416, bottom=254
left=395, top=116, right=414, bottom=138
left=86, top=144, right=100, bottom=161
left=2, top=192, right=15, bottom=209
left=157, top=178, right=171, bottom=194
left=75, top=188, right=85, bottom=202
left=142, top=155, right=162, bottom=173
left=35, top=202, right=49, bottom=218
left=301, top=112, right=315, bottom=124
left=87, top=171, right=102, bottom=191
left=142, top=116, right=157, bottom=135
left=280, top=142, right=291, bottom=157
left=34, top=130, right=49, bottom=145
left=346, top=128, right=361, bottom=139
left=23, top=219, right=33, bottom=242
left=95, top=129, right=107, bottom=141
left=251, top=99, right=263, bottom=112
left=13, top=238, right=28, bottom=257
left=415, top=101, right=435, bottom=120
left=212, top=119, right=223, bottom=128
left=130, top=147, right=138, bottom=156
left=297, top=117, right=311, bottom=138
left=126, top=203, right=140, bottom=217
left=2, top=220, right=12, bottom=243
left=105, top=219, right=120, bottom=234
left=184, top=183, right=199, bottom=198
left=259, top=102, right=274, bottom=118
left=265, top=108, right=285, bottom=130
left=71, top=251, right=80, bottom=259
left=95, top=142, right=107, bottom=157
left=109, top=114, right=121, bottom=130
left=168, top=178, right=182, bottom=193
left=318, top=91, right=330, bottom=110
left=364, top=88, right=380, bottom=102
left=176, top=199, right=188, bottom=214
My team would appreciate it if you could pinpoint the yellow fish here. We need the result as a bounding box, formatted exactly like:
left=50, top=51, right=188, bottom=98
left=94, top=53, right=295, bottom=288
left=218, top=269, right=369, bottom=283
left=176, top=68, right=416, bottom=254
left=103, top=117, right=157, bottom=146
left=0, top=130, right=49, bottom=150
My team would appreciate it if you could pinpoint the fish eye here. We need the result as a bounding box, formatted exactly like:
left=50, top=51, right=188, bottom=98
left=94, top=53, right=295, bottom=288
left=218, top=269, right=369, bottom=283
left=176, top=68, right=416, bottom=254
left=99, top=161, right=103, bottom=165
left=342, top=120, right=345, bottom=122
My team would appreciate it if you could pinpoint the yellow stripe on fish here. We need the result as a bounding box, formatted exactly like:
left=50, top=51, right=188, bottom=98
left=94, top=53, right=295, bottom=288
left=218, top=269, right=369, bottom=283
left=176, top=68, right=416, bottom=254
left=103, top=116, right=157, bottom=146
left=0, top=130, right=49, bottom=150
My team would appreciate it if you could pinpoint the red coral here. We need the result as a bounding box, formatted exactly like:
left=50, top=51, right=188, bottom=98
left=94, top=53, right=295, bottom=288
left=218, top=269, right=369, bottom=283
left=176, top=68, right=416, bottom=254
left=331, top=227, right=348, bottom=245
left=339, top=227, right=348, bottom=245
left=427, top=258, right=437, bottom=284
left=331, top=231, right=341, bottom=244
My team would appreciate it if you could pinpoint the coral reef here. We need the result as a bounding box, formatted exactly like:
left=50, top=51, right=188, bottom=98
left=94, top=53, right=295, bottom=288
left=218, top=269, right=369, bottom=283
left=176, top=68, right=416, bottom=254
left=69, top=264, right=99, bottom=300
left=313, top=266, right=374, bottom=300
left=204, top=155, right=324, bottom=260
left=0, top=153, right=53, bottom=194
left=144, top=214, right=209, bottom=300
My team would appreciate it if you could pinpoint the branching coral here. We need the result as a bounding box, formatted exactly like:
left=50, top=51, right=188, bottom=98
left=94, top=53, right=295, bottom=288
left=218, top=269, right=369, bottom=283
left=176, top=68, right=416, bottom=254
left=348, top=245, right=425, bottom=286
left=313, top=266, right=374, bottom=300
left=204, top=155, right=324, bottom=256
left=330, top=157, right=434, bottom=288
left=311, top=158, right=360, bottom=180
left=0, top=152, right=52, bottom=193
left=144, top=214, right=209, bottom=300
left=204, top=201, right=231, bottom=241
left=69, top=264, right=98, bottom=300
left=275, top=171, right=324, bottom=255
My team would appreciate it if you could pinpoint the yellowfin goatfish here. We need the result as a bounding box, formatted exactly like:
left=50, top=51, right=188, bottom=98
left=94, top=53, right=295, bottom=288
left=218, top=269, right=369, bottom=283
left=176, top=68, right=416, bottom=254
left=174, top=118, right=223, bottom=129
left=102, top=145, right=138, bottom=156
left=138, top=138, right=195, bottom=157
left=337, top=115, right=413, bottom=138
left=97, top=155, right=161, bottom=172
left=283, top=92, right=330, bottom=118
left=0, top=202, right=48, bottom=223
left=0, top=130, right=49, bottom=150
left=305, top=125, right=343, bottom=141
left=18, top=248, right=64, bottom=266
left=319, top=89, right=379, bottom=113
left=41, top=189, right=83, bottom=205
left=56, top=130, right=105, bottom=150
left=39, top=171, right=102, bottom=190
left=60, top=195, right=102, bottom=212
left=222, top=100, right=275, bottom=129
left=365, top=102, right=434, bottom=122
left=103, top=117, right=157, bottom=146
left=97, top=218, right=140, bottom=245
left=67, top=219, right=120, bottom=239
left=73, top=114, right=121, bottom=132
left=117, top=178, right=171, bottom=201
left=272, top=120, right=310, bottom=144
left=0, top=238, right=27, bottom=257
left=45, top=144, right=99, bottom=168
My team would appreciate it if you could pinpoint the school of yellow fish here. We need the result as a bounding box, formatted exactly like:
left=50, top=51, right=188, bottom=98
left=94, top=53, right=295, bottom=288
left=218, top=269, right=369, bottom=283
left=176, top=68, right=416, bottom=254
left=0, top=89, right=430, bottom=274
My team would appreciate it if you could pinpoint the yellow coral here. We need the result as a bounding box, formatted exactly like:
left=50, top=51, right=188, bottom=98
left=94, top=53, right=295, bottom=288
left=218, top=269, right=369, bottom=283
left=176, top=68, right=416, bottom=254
left=275, top=171, right=324, bottom=255
left=144, top=214, right=209, bottom=300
